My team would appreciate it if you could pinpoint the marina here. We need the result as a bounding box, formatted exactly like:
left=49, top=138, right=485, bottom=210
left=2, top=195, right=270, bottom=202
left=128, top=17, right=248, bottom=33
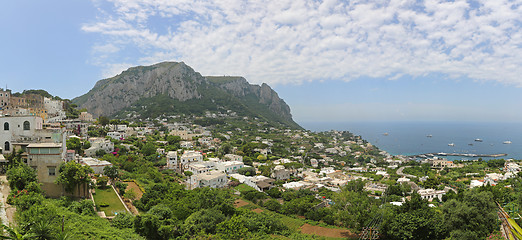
left=410, top=152, right=508, bottom=159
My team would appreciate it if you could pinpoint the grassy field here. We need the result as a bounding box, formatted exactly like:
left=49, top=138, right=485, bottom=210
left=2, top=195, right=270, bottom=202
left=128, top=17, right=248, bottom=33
left=93, top=187, right=127, bottom=217
left=234, top=183, right=256, bottom=193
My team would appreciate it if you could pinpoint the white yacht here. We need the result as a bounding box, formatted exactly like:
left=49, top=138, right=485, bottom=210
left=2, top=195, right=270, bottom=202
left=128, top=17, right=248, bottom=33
left=448, top=143, right=455, bottom=147
left=503, top=141, right=512, bottom=144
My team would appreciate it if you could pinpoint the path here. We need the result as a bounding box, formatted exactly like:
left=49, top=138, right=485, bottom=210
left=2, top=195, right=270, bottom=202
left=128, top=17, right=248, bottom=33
left=0, top=175, right=15, bottom=225
left=396, top=166, right=417, bottom=179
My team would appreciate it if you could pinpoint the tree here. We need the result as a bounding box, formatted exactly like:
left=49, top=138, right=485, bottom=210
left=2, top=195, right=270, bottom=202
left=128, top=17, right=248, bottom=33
left=220, top=143, right=232, bottom=155
left=98, top=116, right=110, bottom=126
left=141, top=143, right=156, bottom=156
left=66, top=137, right=82, bottom=153
left=124, top=189, right=138, bottom=201
left=382, top=193, right=446, bottom=240
left=183, top=209, right=225, bottom=235
left=237, top=167, right=255, bottom=176
left=442, top=191, right=498, bottom=240
left=111, top=212, right=135, bottom=229
left=6, top=164, right=37, bottom=190
left=264, top=199, right=281, bottom=212
left=55, top=161, right=93, bottom=197
left=257, top=155, right=267, bottom=161
left=103, top=165, right=119, bottom=181
left=216, top=215, right=248, bottom=240
left=166, top=135, right=181, bottom=145
left=115, top=181, right=128, bottom=195
left=96, top=176, right=109, bottom=188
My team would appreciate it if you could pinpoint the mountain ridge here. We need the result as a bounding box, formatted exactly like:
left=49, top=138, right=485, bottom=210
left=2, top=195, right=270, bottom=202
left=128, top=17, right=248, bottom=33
left=73, top=62, right=301, bottom=129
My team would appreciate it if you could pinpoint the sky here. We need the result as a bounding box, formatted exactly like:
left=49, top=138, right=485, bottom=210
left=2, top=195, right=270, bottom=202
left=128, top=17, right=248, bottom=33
left=1, top=0, right=522, bottom=123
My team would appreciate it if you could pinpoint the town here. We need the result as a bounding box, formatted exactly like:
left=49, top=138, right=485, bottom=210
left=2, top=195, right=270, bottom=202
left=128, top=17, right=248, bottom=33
left=0, top=89, right=520, bottom=240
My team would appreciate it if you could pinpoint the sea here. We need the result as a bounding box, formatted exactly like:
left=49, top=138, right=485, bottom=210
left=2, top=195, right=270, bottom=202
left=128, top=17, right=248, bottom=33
left=300, top=121, right=522, bottom=161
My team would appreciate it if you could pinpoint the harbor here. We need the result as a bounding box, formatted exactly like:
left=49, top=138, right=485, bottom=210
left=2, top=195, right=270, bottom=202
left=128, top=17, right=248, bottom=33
left=410, top=152, right=508, bottom=159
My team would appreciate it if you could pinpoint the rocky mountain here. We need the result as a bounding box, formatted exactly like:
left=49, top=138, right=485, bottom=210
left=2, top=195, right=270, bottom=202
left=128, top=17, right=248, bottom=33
left=73, top=62, right=301, bottom=129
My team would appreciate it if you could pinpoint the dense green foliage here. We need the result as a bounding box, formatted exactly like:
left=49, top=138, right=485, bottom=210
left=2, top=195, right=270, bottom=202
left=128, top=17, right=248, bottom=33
left=55, top=161, right=94, bottom=195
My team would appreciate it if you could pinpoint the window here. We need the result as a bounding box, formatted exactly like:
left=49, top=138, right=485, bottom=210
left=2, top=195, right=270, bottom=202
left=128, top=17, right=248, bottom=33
left=3, top=122, right=8, bottom=130
left=23, top=121, right=30, bottom=130
left=48, top=167, right=56, bottom=176
left=4, top=142, right=9, bottom=151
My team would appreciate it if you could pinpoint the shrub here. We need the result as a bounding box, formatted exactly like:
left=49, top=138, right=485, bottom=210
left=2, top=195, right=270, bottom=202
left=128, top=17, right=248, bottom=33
left=115, top=181, right=128, bottom=195
left=97, top=176, right=109, bottom=188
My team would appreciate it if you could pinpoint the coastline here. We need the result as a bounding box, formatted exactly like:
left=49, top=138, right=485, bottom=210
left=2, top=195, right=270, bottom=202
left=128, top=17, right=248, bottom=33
left=299, top=121, right=522, bottom=160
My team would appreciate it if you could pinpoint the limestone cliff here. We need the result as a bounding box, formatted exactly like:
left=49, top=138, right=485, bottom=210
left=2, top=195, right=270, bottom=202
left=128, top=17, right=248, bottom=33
left=73, top=62, right=300, bottom=129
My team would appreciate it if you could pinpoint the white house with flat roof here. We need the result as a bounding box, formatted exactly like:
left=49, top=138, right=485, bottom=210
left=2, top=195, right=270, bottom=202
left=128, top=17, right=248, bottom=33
left=188, top=170, right=227, bottom=190
left=80, top=157, right=112, bottom=175
left=85, top=138, right=114, bottom=157
left=107, top=131, right=125, bottom=140
left=180, top=151, right=203, bottom=164
left=417, top=189, right=446, bottom=202
left=224, top=154, right=243, bottom=162
left=215, top=161, right=245, bottom=174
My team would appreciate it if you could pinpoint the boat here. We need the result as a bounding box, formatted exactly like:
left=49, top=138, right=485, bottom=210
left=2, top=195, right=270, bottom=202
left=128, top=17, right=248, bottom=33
left=474, top=139, right=483, bottom=142
left=448, top=143, right=455, bottom=147
left=426, top=134, right=433, bottom=138
left=468, top=143, right=473, bottom=146
left=383, top=133, right=389, bottom=136
left=503, top=141, right=512, bottom=144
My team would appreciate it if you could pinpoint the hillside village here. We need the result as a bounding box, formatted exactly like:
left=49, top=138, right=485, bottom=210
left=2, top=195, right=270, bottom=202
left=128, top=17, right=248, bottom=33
left=0, top=90, right=521, bottom=239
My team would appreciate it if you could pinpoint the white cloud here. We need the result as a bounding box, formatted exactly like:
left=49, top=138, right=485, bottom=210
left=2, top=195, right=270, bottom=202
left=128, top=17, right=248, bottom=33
left=83, top=0, right=522, bottom=87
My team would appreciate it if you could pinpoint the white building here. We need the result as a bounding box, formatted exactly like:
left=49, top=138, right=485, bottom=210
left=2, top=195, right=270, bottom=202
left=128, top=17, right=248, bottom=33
left=271, top=165, right=291, bottom=180
left=470, top=180, right=484, bottom=188
left=188, top=170, right=227, bottom=190
left=215, top=161, right=245, bottom=174
left=43, top=97, right=65, bottom=118
left=224, top=154, right=243, bottom=162
left=166, top=151, right=178, bottom=170
left=107, top=131, right=125, bottom=140
left=244, top=175, right=274, bottom=192
left=180, top=141, right=193, bottom=149
left=0, top=116, right=44, bottom=153
left=80, top=157, right=112, bottom=175
left=397, top=177, right=410, bottom=183
left=187, top=163, right=212, bottom=175
left=283, top=181, right=313, bottom=190
left=417, top=189, right=446, bottom=202
left=84, top=138, right=114, bottom=157
left=168, top=151, right=204, bottom=173
left=181, top=151, right=203, bottom=163
left=310, top=159, right=318, bottom=168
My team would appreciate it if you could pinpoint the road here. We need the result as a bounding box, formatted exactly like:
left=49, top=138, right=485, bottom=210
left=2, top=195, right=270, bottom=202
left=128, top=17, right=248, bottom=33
left=396, top=166, right=417, bottom=179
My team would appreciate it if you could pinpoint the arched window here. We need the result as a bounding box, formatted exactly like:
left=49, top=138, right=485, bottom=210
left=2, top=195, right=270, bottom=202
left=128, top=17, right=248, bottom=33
left=3, top=122, right=8, bottom=130
left=4, top=142, right=9, bottom=151
left=23, top=121, right=30, bottom=130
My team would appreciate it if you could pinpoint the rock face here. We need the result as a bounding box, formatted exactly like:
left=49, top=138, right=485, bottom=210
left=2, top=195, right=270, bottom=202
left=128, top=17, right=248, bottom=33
left=207, top=77, right=293, bottom=122
left=74, top=62, right=300, bottom=128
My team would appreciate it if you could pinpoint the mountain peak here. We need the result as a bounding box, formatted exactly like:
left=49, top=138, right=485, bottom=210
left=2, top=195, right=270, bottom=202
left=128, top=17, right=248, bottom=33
left=73, top=62, right=300, bottom=129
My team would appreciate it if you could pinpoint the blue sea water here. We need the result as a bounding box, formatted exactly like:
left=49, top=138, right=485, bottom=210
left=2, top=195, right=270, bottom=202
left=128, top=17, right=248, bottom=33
left=300, top=122, right=522, bottom=160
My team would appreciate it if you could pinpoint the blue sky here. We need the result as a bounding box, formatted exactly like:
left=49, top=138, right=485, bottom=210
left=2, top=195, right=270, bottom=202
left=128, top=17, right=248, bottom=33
left=1, top=0, right=522, bottom=123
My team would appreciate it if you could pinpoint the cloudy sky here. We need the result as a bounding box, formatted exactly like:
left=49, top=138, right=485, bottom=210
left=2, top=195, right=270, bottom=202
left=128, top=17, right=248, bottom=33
left=1, top=0, right=522, bottom=123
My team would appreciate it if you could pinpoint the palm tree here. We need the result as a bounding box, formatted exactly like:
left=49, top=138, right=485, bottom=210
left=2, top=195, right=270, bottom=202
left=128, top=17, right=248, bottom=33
left=28, top=220, right=53, bottom=240
left=0, top=224, right=37, bottom=240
